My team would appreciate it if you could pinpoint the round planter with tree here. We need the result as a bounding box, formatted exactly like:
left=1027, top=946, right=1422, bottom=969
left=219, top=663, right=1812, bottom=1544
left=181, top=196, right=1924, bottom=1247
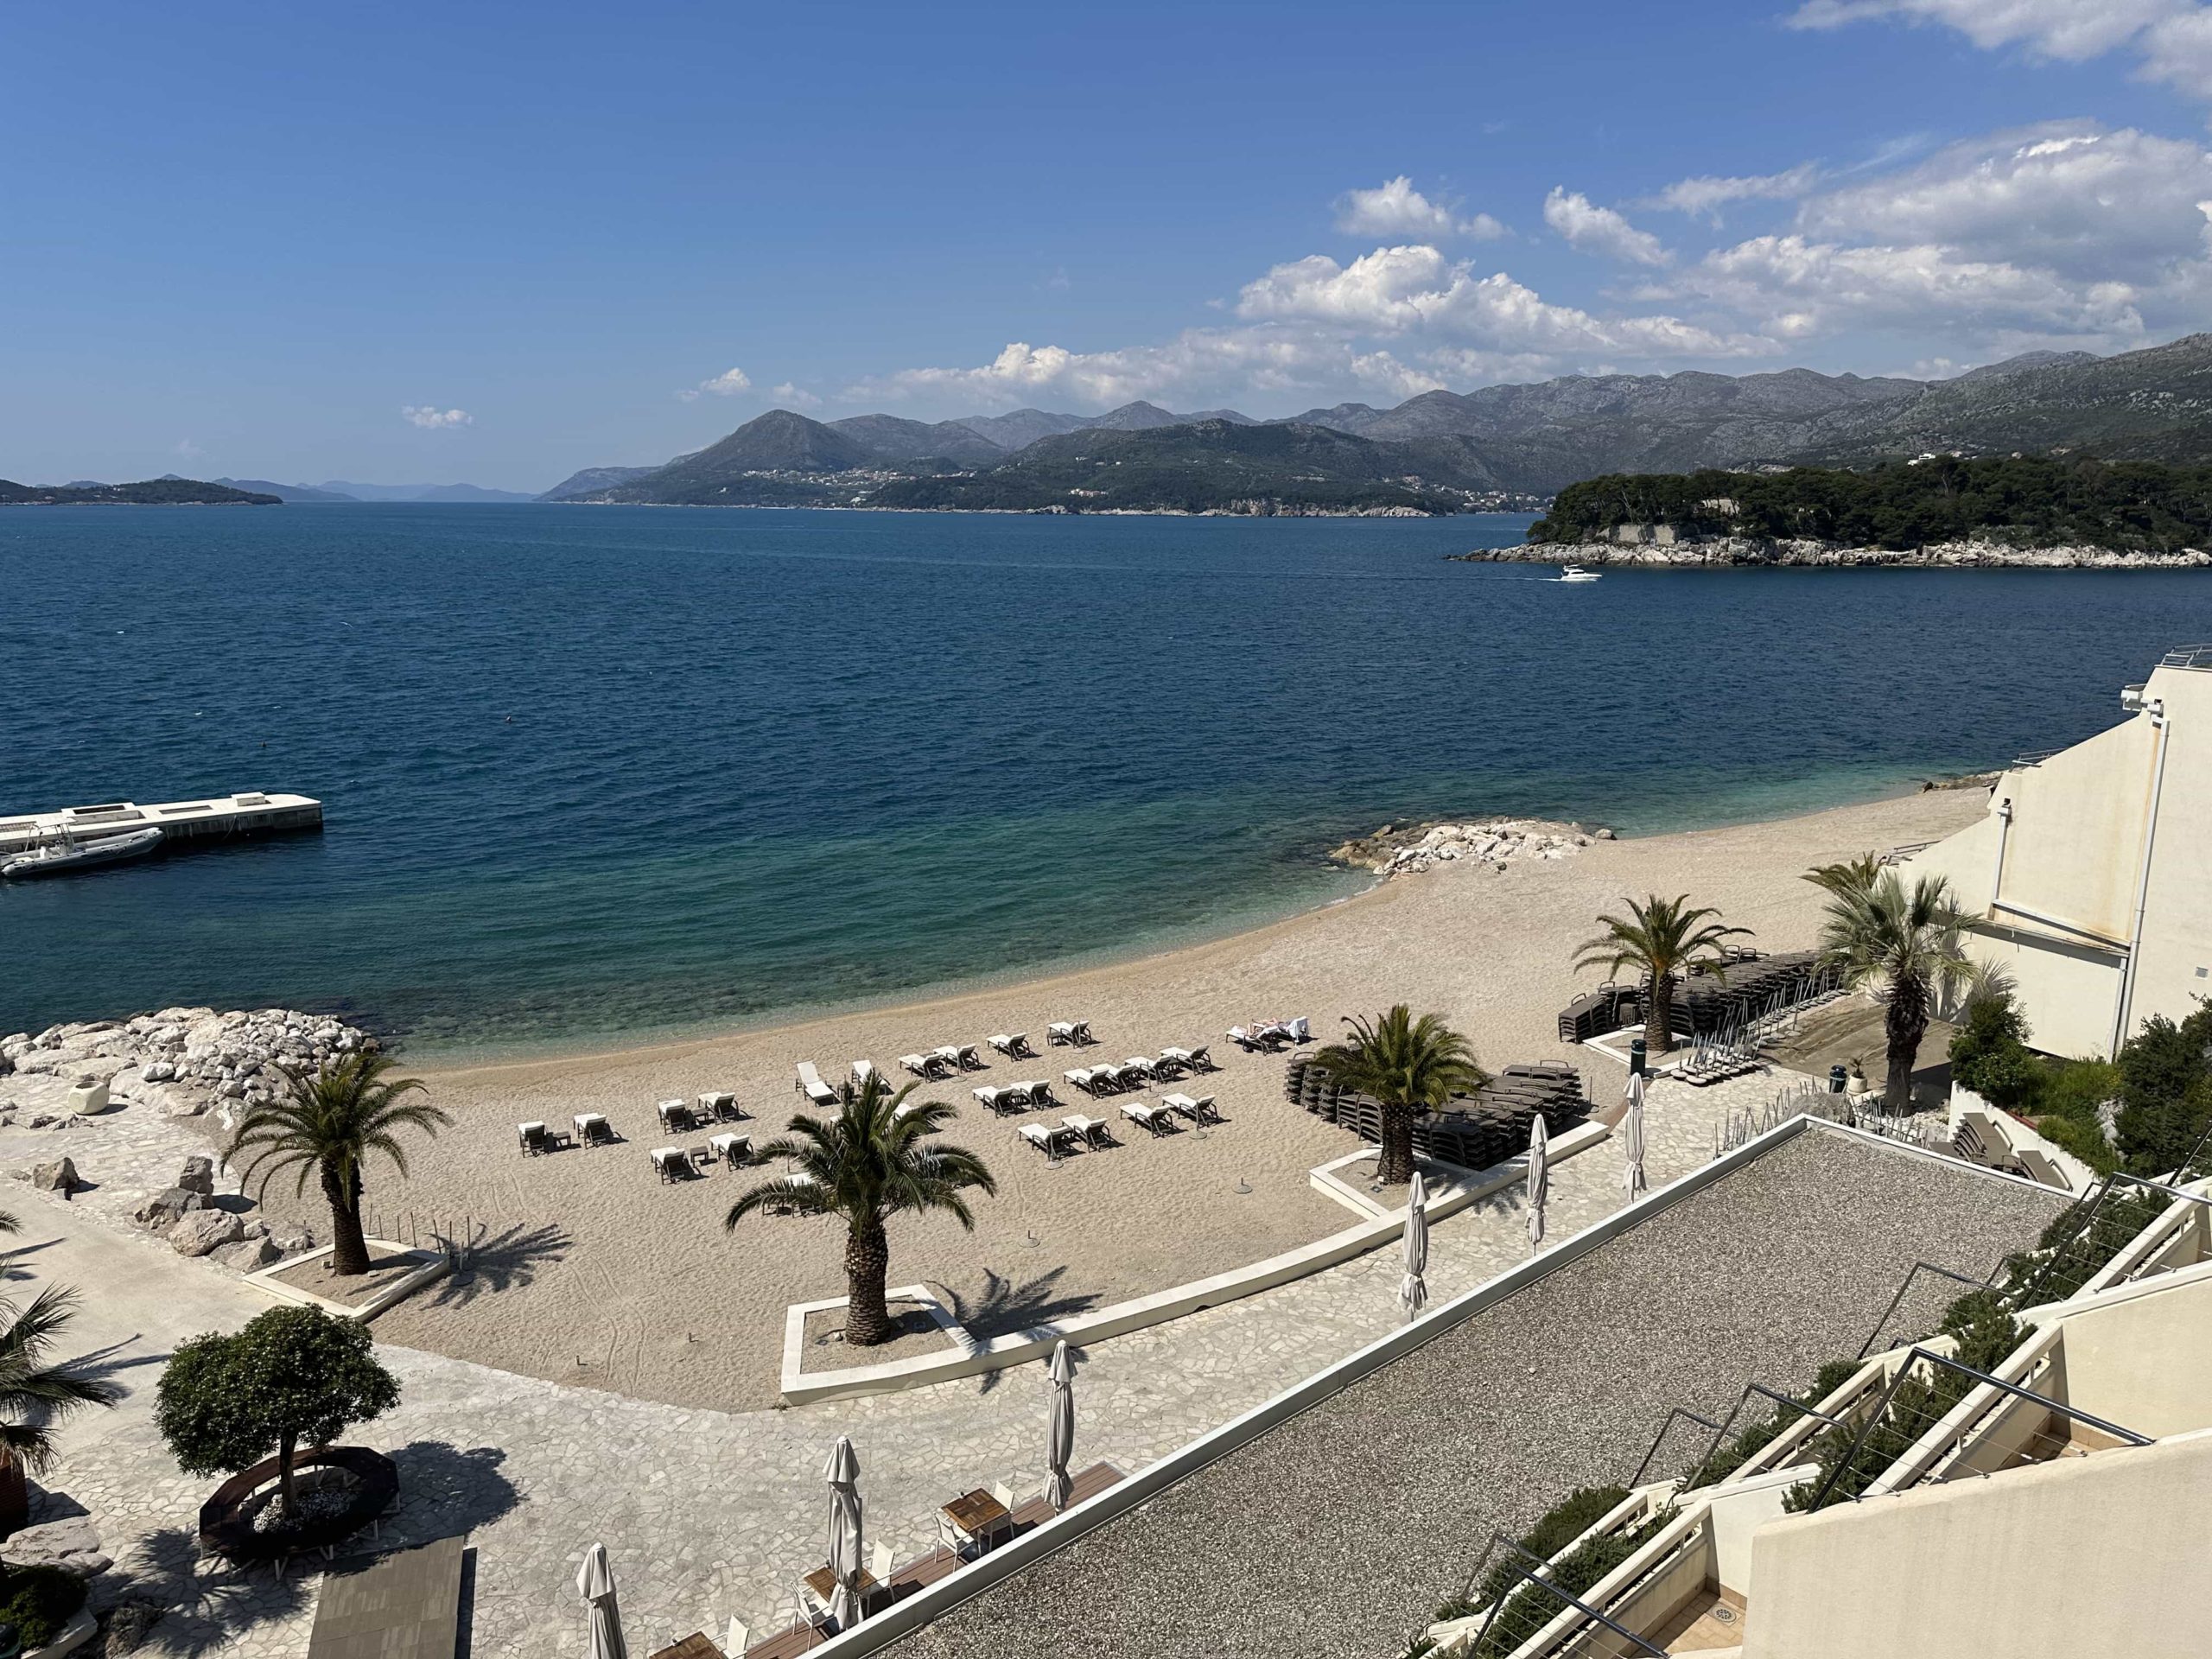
left=156, top=1306, right=401, bottom=1562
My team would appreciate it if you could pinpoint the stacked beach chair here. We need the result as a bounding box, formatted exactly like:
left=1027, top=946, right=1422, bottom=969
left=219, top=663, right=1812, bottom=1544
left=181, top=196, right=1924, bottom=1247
left=1284, top=1058, right=1591, bottom=1170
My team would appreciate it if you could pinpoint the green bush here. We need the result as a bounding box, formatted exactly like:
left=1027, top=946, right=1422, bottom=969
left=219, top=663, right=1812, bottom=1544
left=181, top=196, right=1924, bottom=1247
left=2036, top=1112, right=2120, bottom=1178
left=1471, top=1486, right=1627, bottom=1606
left=1466, top=1513, right=1674, bottom=1656
left=0, top=1563, right=86, bottom=1647
left=1948, top=998, right=2043, bottom=1109
left=2038, top=1059, right=2120, bottom=1126
left=2114, top=1005, right=2212, bottom=1174
left=1688, top=1357, right=1863, bottom=1488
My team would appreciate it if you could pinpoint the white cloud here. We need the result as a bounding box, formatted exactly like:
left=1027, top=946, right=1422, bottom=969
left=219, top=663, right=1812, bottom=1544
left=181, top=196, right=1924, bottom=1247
left=1800, top=123, right=2212, bottom=284
left=1334, top=176, right=1506, bottom=240
left=2145, top=8, right=2212, bottom=96
left=173, top=438, right=202, bottom=459
left=401, top=405, right=472, bottom=429
left=1786, top=0, right=2185, bottom=61
left=771, top=381, right=821, bottom=408
left=1542, top=188, right=1672, bottom=265
left=677, top=366, right=753, bottom=402
left=1648, top=163, right=1822, bottom=223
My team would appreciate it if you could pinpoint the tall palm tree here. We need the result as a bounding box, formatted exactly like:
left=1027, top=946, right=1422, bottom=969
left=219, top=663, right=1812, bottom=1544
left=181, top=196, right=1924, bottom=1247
left=1312, top=1006, right=1486, bottom=1186
left=1818, top=870, right=1973, bottom=1109
left=227, top=1052, right=452, bottom=1276
left=725, top=1077, right=996, bottom=1346
left=1574, top=894, right=1751, bottom=1057
left=0, top=1284, right=122, bottom=1532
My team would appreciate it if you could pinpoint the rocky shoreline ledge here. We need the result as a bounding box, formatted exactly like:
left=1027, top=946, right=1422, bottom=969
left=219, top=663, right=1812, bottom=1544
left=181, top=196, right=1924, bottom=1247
left=0, top=1007, right=379, bottom=1268
left=1328, top=817, right=1606, bottom=878
left=1452, top=539, right=2212, bottom=569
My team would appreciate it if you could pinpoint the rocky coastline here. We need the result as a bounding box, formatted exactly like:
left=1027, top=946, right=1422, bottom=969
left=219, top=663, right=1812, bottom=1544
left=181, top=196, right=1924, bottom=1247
left=1452, top=538, right=2212, bottom=569
left=1328, top=817, right=1607, bottom=879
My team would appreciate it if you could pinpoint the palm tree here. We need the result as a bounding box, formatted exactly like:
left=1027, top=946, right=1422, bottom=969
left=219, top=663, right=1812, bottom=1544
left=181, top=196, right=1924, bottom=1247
left=0, top=1284, right=122, bottom=1532
left=725, top=1078, right=996, bottom=1346
left=1803, top=852, right=1884, bottom=900
left=1818, top=870, right=1973, bottom=1109
left=226, top=1052, right=452, bottom=1276
left=1574, top=894, right=1751, bottom=1057
left=1312, top=1006, right=1486, bottom=1186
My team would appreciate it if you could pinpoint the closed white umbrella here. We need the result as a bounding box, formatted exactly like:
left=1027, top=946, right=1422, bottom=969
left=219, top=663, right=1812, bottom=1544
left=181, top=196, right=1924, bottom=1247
left=825, top=1435, right=866, bottom=1629
left=1526, top=1113, right=1550, bottom=1253
left=1623, top=1073, right=1649, bottom=1198
left=1046, top=1338, right=1077, bottom=1510
left=576, top=1542, right=628, bottom=1659
left=1399, top=1169, right=1430, bottom=1320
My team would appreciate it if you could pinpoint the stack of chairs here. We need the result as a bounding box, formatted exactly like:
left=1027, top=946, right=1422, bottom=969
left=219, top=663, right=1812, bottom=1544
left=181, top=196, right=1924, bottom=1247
left=1666, top=949, right=1839, bottom=1039
left=1557, top=982, right=1642, bottom=1042
left=1284, top=1058, right=1592, bottom=1170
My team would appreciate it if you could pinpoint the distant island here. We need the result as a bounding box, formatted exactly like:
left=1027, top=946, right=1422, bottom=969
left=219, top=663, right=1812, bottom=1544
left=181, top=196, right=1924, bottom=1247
left=1452, top=457, right=2211, bottom=568
left=0, top=477, right=280, bottom=506
left=553, top=332, right=2211, bottom=518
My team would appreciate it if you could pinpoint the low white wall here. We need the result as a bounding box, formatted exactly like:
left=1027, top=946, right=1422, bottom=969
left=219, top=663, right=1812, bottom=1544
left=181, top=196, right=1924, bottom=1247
left=1705, top=1465, right=1812, bottom=1595
left=2051, top=1270, right=2212, bottom=1437
left=1741, top=1427, right=2212, bottom=1659
left=783, top=1118, right=1611, bottom=1403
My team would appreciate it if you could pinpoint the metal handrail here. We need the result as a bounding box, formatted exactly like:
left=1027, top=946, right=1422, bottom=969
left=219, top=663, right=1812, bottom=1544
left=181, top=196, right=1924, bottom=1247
left=1629, top=1408, right=1720, bottom=1489
left=1466, top=1532, right=1670, bottom=1659
left=1685, top=1381, right=1847, bottom=1490
left=1805, top=1345, right=2151, bottom=1511
left=1857, top=1260, right=1988, bottom=1359
left=2158, top=643, right=2212, bottom=671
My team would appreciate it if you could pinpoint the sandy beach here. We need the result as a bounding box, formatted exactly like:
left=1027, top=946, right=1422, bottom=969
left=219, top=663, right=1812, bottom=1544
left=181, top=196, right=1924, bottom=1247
left=245, top=786, right=1987, bottom=1412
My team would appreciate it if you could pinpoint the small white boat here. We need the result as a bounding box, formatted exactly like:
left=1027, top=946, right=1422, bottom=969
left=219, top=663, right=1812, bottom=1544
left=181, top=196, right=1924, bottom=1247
left=1, top=825, right=164, bottom=880
left=1555, top=564, right=1601, bottom=583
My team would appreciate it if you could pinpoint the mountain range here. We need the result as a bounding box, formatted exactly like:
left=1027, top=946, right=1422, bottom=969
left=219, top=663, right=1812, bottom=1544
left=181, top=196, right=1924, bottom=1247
left=212, top=479, right=540, bottom=503
left=549, top=334, right=2212, bottom=513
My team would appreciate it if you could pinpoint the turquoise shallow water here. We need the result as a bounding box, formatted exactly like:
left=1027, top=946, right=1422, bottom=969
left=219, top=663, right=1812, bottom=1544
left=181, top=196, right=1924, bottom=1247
left=5, top=505, right=2210, bottom=1053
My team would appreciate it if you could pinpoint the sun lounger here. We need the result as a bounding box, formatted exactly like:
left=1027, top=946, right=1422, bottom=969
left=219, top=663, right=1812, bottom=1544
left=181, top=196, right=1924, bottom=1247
left=1122, top=1055, right=1156, bottom=1078
left=1065, top=1066, right=1104, bottom=1095
left=651, top=1147, right=689, bottom=1182
left=1113, top=1063, right=1150, bottom=1090
left=709, top=1132, right=750, bottom=1166
left=1019, top=1122, right=1075, bottom=1157
left=1121, top=1100, right=1171, bottom=1135
left=1287, top=1016, right=1311, bottom=1043
left=1023, top=1080, right=1054, bottom=1107
left=698, top=1090, right=741, bottom=1122
left=574, top=1112, right=612, bottom=1145
left=518, top=1121, right=549, bottom=1155
left=957, top=1043, right=983, bottom=1071
left=975, top=1085, right=1020, bottom=1115
left=1163, top=1092, right=1218, bottom=1124
left=1154, top=1047, right=1190, bottom=1077
left=931, top=1046, right=963, bottom=1073
left=1228, top=1026, right=1258, bottom=1052
left=797, top=1062, right=838, bottom=1107
left=1063, top=1114, right=1110, bottom=1147
left=657, top=1099, right=691, bottom=1133
left=1047, top=1021, right=1077, bottom=1046
left=1185, top=1044, right=1214, bottom=1072
left=851, top=1060, right=882, bottom=1094
left=1069, top=1020, right=1093, bottom=1046
left=990, top=1033, right=1033, bottom=1058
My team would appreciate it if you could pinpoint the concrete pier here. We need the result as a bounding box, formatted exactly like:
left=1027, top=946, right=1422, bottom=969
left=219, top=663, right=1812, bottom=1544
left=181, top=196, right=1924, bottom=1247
left=0, top=791, right=322, bottom=855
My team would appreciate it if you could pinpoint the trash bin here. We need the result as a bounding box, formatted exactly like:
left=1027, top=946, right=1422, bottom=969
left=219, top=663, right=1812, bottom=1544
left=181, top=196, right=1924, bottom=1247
left=1828, top=1064, right=1848, bottom=1095
left=1630, top=1037, right=1648, bottom=1077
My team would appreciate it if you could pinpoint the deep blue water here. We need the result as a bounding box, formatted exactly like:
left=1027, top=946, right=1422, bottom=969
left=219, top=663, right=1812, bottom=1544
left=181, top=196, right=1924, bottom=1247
left=6, top=504, right=2209, bottom=1053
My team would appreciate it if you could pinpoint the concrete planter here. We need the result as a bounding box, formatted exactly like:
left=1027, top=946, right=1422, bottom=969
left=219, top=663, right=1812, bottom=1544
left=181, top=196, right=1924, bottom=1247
left=23, top=1608, right=95, bottom=1659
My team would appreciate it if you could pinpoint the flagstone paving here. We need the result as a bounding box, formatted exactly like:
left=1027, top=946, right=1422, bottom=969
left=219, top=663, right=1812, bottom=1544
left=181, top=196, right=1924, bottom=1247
left=29, top=1064, right=1809, bottom=1656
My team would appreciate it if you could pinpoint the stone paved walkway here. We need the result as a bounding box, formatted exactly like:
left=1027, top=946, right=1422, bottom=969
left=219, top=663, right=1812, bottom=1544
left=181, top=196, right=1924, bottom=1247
left=26, top=1061, right=1804, bottom=1656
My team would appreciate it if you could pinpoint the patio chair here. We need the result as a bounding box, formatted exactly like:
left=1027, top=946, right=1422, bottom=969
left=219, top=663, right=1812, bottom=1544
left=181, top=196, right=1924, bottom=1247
left=651, top=1147, right=688, bottom=1183
left=1122, top=1055, right=1156, bottom=1079
left=991, top=1032, right=1033, bottom=1058
left=957, top=1044, right=983, bottom=1071
left=518, top=1121, right=549, bottom=1156
left=1287, top=1015, right=1312, bottom=1043
left=1228, top=1026, right=1258, bottom=1052
left=797, top=1063, right=838, bottom=1108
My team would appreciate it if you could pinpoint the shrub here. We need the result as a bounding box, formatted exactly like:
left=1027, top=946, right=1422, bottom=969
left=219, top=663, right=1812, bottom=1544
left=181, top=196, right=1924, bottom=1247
left=0, top=1563, right=86, bottom=1647
left=1948, top=998, right=2042, bottom=1109
left=1467, top=1512, right=1674, bottom=1656
left=2038, top=1059, right=2120, bottom=1126
left=1471, top=1486, right=1627, bottom=1606
left=2036, top=1112, right=2120, bottom=1178
left=1687, top=1357, right=1863, bottom=1488
left=2114, top=1005, right=2212, bottom=1174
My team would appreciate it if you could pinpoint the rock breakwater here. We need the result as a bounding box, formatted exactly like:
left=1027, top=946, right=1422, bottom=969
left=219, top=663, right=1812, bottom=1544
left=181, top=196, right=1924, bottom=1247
left=1452, top=539, right=2212, bottom=569
left=1328, top=817, right=1606, bottom=878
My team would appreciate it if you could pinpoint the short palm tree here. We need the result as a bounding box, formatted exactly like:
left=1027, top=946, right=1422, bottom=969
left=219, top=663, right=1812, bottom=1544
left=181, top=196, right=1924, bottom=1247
left=227, top=1052, right=452, bottom=1276
left=1312, top=1006, right=1486, bottom=1185
left=1574, top=894, right=1751, bottom=1056
left=1818, top=870, right=1973, bottom=1109
left=725, top=1078, right=996, bottom=1346
left=0, top=1284, right=122, bottom=1531
left=1803, top=852, right=1884, bottom=900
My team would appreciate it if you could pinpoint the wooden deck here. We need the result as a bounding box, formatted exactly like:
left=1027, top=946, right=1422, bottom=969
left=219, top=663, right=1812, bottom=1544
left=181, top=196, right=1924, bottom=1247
left=307, top=1534, right=467, bottom=1659
left=744, top=1463, right=1123, bottom=1659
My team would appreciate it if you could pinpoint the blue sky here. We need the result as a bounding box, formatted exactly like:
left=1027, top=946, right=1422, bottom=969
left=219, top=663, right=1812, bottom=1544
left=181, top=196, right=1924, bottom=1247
left=5, top=0, right=2209, bottom=489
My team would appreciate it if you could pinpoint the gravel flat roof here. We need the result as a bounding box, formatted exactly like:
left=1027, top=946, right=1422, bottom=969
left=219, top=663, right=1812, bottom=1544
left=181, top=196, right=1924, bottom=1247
left=881, top=1125, right=2066, bottom=1659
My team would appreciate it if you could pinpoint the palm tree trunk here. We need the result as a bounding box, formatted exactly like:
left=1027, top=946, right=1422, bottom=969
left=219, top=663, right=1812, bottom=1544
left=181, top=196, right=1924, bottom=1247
left=1885, top=972, right=1929, bottom=1111
left=322, top=1166, right=372, bottom=1276
left=1379, top=1103, right=1416, bottom=1185
left=844, top=1219, right=894, bottom=1345
left=1647, top=976, right=1677, bottom=1056
left=0, top=1452, right=25, bottom=1539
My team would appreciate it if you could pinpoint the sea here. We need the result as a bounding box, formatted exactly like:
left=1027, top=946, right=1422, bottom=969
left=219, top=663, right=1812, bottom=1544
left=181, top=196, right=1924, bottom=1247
left=7, top=504, right=2210, bottom=1056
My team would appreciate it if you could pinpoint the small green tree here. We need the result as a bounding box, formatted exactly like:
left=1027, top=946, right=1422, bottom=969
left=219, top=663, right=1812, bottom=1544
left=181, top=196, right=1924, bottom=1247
left=1948, top=995, right=2042, bottom=1109
left=1573, top=894, right=1750, bottom=1057
left=156, top=1306, right=399, bottom=1522
left=1312, top=1006, right=1486, bottom=1185
left=1816, top=871, right=1971, bottom=1109
left=2114, top=1004, right=2212, bottom=1174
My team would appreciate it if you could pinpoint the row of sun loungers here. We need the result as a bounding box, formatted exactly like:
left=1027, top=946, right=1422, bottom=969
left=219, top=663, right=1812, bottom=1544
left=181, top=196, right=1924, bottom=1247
left=1063, top=1046, right=1212, bottom=1096
left=899, top=1046, right=982, bottom=1079
left=791, top=1023, right=1098, bottom=1108
left=1284, top=1057, right=1590, bottom=1170
left=1016, top=1093, right=1221, bottom=1156
left=972, top=1081, right=1058, bottom=1114
left=651, top=1135, right=758, bottom=1181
